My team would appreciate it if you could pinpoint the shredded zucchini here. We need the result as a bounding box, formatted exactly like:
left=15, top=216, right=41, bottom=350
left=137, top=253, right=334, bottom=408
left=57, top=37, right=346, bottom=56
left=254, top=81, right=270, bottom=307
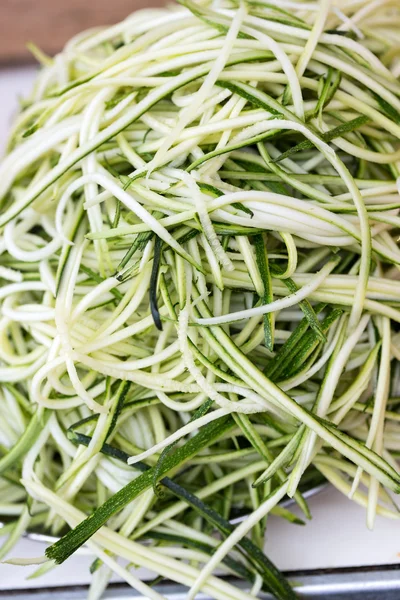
left=0, top=0, right=400, bottom=598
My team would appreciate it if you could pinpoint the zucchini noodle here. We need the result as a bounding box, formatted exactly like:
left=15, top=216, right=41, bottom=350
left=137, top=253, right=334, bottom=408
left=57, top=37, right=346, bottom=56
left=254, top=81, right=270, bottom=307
left=0, top=1, right=399, bottom=599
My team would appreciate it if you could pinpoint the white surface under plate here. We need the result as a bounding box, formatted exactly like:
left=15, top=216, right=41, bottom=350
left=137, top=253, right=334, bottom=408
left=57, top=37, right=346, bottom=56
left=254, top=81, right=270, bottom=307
left=0, top=65, right=399, bottom=592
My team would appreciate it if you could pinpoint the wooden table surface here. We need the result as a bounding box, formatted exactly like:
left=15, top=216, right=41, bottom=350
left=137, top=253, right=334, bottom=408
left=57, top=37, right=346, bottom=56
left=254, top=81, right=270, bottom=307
left=1, top=0, right=163, bottom=63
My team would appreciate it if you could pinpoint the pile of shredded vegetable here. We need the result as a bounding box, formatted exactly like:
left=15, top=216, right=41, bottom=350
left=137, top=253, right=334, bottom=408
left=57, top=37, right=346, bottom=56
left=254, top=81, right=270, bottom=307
left=1, top=0, right=400, bottom=598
